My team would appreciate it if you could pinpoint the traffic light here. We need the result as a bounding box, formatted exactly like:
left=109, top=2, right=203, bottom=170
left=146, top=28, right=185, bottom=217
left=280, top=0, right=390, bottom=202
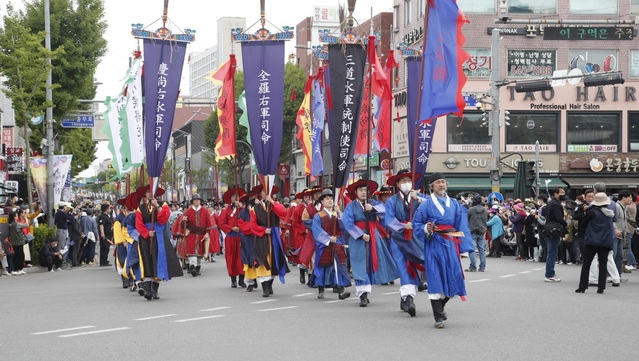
left=584, top=71, right=625, bottom=87
left=524, top=161, right=536, bottom=189
left=515, top=80, right=552, bottom=93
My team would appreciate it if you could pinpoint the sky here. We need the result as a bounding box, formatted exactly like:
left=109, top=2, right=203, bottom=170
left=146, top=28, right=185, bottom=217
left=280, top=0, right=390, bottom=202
left=87, top=0, right=393, bottom=176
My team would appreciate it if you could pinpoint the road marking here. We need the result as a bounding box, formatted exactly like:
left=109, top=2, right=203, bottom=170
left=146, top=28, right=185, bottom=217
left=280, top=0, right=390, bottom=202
left=257, top=306, right=299, bottom=312
left=133, top=314, right=177, bottom=321
left=292, top=293, right=314, bottom=297
left=172, top=315, right=226, bottom=323
left=59, top=327, right=131, bottom=338
left=532, top=268, right=543, bottom=271
left=200, top=307, right=231, bottom=312
left=383, top=291, right=400, bottom=295
left=32, top=326, right=96, bottom=335
left=519, top=271, right=531, bottom=274
left=250, top=299, right=278, bottom=304
left=499, top=274, right=517, bottom=278
left=324, top=300, right=343, bottom=304
left=469, top=279, right=490, bottom=283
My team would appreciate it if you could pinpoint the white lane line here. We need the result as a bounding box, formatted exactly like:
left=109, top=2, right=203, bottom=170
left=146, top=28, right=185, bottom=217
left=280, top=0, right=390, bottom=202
left=59, top=327, right=131, bottom=338
left=499, top=274, right=517, bottom=278
left=383, top=291, right=400, bottom=295
left=257, top=306, right=299, bottom=312
left=469, top=279, right=490, bottom=283
left=532, top=268, right=543, bottom=271
left=172, top=315, right=226, bottom=323
left=519, top=271, right=531, bottom=274
left=32, top=326, right=96, bottom=335
left=250, top=299, right=278, bottom=304
left=324, top=300, right=343, bottom=304
left=133, top=314, right=177, bottom=321
left=292, top=293, right=314, bottom=297
left=200, top=307, right=231, bottom=312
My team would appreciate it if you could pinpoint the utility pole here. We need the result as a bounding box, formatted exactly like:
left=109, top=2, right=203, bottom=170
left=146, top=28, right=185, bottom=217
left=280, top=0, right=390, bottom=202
left=535, top=140, right=540, bottom=197
left=45, top=0, right=55, bottom=225
left=489, top=28, right=501, bottom=192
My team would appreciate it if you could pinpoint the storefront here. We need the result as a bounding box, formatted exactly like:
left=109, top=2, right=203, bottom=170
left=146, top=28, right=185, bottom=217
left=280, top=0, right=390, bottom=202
left=559, top=153, right=639, bottom=196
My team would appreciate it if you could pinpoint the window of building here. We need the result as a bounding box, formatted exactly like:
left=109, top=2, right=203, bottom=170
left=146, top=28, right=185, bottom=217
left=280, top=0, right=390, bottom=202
left=633, top=0, right=639, bottom=14
left=509, top=0, right=556, bottom=14
left=447, top=113, right=492, bottom=152
left=505, top=112, right=559, bottom=152
left=418, top=0, right=426, bottom=19
left=393, top=5, right=400, bottom=31
left=507, top=49, right=556, bottom=77
left=570, top=0, right=617, bottom=15
left=404, top=0, right=412, bottom=27
left=457, top=0, right=496, bottom=13
left=630, top=50, right=639, bottom=77
left=628, top=112, right=639, bottom=151
left=463, top=49, right=492, bottom=78
left=566, top=112, right=620, bottom=153
left=567, top=49, right=618, bottom=74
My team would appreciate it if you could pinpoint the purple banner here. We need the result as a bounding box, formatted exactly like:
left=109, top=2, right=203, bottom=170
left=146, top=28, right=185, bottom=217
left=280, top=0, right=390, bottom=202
left=241, top=41, right=285, bottom=176
left=407, top=57, right=435, bottom=191
left=328, top=44, right=366, bottom=189
left=143, top=39, right=187, bottom=178
left=310, top=77, right=325, bottom=177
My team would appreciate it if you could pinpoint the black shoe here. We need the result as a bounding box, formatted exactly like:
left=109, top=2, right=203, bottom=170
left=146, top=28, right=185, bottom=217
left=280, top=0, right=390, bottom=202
left=268, top=280, right=274, bottom=295
left=238, top=275, right=246, bottom=288
left=318, top=286, right=325, bottom=299
left=441, top=297, right=449, bottom=320
left=597, top=289, right=604, bottom=294
left=143, top=283, right=153, bottom=300
left=152, top=282, right=160, bottom=299
left=575, top=288, right=586, bottom=293
left=405, top=295, right=416, bottom=317
left=389, top=280, right=395, bottom=285
left=130, top=283, right=138, bottom=292
left=137, top=282, right=146, bottom=297
left=189, top=265, right=197, bottom=277
left=612, top=282, right=620, bottom=287
left=430, top=299, right=445, bottom=327
left=299, top=269, right=306, bottom=284
left=262, top=280, right=271, bottom=297
left=196, top=266, right=201, bottom=276
left=418, top=283, right=428, bottom=292
left=247, top=283, right=255, bottom=292
left=231, top=276, right=237, bottom=288
left=338, top=287, right=350, bottom=300
left=122, top=277, right=129, bottom=289
left=359, top=292, right=369, bottom=307
left=400, top=297, right=408, bottom=312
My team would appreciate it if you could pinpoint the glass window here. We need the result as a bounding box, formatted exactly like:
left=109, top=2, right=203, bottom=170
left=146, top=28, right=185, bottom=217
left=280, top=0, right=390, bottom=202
left=463, top=49, right=492, bottom=78
left=505, top=112, right=559, bottom=152
left=509, top=0, right=556, bottom=14
left=404, top=0, right=412, bottom=27
left=633, top=0, right=639, bottom=14
left=419, top=0, right=426, bottom=19
left=570, top=0, right=617, bottom=15
left=507, top=49, right=556, bottom=77
left=447, top=113, right=492, bottom=152
left=630, top=50, right=639, bottom=77
left=568, top=49, right=618, bottom=74
left=393, top=5, right=400, bottom=31
left=566, top=112, right=620, bottom=153
left=628, top=112, right=639, bottom=151
left=458, top=0, right=495, bottom=13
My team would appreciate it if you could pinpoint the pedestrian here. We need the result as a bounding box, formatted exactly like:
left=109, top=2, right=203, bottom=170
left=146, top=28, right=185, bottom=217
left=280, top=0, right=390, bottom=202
left=1, top=235, right=14, bottom=275
left=217, top=186, right=247, bottom=288
left=40, top=237, right=63, bottom=272
left=543, top=187, right=568, bottom=282
left=54, top=204, right=73, bottom=262
left=68, top=211, right=84, bottom=267
left=575, top=192, right=615, bottom=293
left=486, top=207, right=504, bottom=257
left=509, top=202, right=527, bottom=260
left=9, top=209, right=29, bottom=275
left=613, top=190, right=633, bottom=275
left=97, top=203, right=114, bottom=267
left=536, top=194, right=548, bottom=262
left=412, top=172, right=474, bottom=329
left=311, top=189, right=351, bottom=300
left=183, top=194, right=213, bottom=277
left=466, top=194, right=488, bottom=271
left=342, top=177, right=398, bottom=307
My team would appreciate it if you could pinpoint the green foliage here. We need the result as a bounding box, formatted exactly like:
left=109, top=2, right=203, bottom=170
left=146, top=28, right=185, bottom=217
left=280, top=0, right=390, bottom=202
left=281, top=63, right=308, bottom=163
left=32, top=224, right=56, bottom=266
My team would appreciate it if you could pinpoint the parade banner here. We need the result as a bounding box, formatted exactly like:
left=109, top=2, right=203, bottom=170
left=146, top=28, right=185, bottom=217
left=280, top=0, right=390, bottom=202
left=102, top=94, right=127, bottom=174
left=237, top=90, right=252, bottom=147
left=5, top=147, right=24, bottom=174
left=295, top=76, right=313, bottom=175
left=354, top=72, right=372, bottom=158
left=121, top=58, right=144, bottom=168
left=210, top=55, right=237, bottom=161
left=143, top=39, right=188, bottom=181
left=310, top=70, right=326, bottom=178
left=419, top=0, right=469, bottom=123
left=376, top=50, right=398, bottom=152
left=29, top=155, right=73, bottom=213
left=328, top=43, right=366, bottom=189
left=242, top=41, right=285, bottom=187
left=407, top=57, right=435, bottom=190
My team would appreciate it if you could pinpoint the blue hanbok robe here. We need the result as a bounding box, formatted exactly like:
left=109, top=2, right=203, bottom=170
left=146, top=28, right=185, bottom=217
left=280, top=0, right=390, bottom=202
left=124, top=212, right=141, bottom=281
left=342, top=200, right=398, bottom=285
left=413, top=194, right=474, bottom=297
left=385, top=192, right=427, bottom=286
left=311, top=209, right=351, bottom=288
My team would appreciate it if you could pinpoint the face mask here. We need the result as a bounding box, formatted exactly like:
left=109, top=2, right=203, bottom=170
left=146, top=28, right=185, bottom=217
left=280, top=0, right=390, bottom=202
left=559, top=195, right=567, bottom=201
left=399, top=183, right=412, bottom=194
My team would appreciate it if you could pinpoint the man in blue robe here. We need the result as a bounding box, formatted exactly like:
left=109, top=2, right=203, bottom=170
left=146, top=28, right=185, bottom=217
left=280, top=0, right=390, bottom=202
left=311, top=189, right=351, bottom=300
left=342, top=179, right=398, bottom=307
left=385, top=169, right=428, bottom=317
left=413, top=172, right=474, bottom=329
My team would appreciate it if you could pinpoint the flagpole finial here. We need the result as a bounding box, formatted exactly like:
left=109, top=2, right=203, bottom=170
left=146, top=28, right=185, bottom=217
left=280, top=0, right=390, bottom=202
left=260, top=0, right=266, bottom=28
left=162, top=0, right=169, bottom=28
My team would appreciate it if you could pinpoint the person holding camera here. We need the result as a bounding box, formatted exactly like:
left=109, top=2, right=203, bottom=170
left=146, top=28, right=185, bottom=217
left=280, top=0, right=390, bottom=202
left=40, top=237, right=63, bottom=272
left=543, top=187, right=568, bottom=283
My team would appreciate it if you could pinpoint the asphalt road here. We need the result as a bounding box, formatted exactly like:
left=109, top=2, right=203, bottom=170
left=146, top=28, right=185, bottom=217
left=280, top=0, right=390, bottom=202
left=2, top=251, right=638, bottom=361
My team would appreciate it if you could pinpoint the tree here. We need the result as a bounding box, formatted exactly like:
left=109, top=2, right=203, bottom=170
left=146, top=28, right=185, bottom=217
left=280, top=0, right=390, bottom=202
left=1, top=0, right=108, bottom=176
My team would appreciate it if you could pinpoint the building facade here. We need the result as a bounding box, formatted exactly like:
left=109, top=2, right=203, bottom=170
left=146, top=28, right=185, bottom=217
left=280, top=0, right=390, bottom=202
left=392, top=0, right=639, bottom=197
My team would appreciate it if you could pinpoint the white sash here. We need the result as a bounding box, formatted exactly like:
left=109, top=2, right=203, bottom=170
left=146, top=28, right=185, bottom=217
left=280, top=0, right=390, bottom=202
left=430, top=193, right=450, bottom=216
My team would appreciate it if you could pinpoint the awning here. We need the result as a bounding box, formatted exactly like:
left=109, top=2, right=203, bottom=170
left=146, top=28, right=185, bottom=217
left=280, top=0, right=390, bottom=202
left=446, top=177, right=566, bottom=191
left=561, top=177, right=639, bottom=189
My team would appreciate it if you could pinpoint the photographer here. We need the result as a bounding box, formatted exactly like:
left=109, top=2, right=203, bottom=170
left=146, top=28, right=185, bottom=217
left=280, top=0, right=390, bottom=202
left=571, top=190, right=595, bottom=262
left=40, top=237, right=63, bottom=272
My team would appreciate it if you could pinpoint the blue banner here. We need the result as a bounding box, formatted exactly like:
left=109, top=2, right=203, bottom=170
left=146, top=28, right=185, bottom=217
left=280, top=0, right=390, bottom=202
left=310, top=76, right=325, bottom=177
left=241, top=41, right=285, bottom=177
left=407, top=57, right=435, bottom=191
left=143, top=39, right=187, bottom=179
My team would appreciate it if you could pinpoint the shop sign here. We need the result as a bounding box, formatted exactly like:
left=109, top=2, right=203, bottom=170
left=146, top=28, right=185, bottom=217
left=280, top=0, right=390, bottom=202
left=568, top=144, right=618, bottom=153
left=590, top=157, right=639, bottom=173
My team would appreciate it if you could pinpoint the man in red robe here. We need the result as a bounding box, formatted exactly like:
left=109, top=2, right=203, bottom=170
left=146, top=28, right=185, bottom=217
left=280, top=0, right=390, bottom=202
left=184, top=194, right=213, bottom=277
left=218, top=186, right=247, bottom=288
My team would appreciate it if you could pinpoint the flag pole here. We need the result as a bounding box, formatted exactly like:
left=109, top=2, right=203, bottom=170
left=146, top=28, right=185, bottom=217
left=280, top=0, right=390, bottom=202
left=387, top=25, right=395, bottom=182
left=409, top=0, right=431, bottom=219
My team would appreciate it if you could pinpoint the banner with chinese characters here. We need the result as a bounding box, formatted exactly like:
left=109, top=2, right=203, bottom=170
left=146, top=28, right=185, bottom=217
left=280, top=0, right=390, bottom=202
left=507, top=50, right=556, bottom=77
left=327, top=43, right=366, bottom=189
left=29, top=155, right=73, bottom=213
left=122, top=58, right=144, bottom=168
left=310, top=70, right=326, bottom=178
left=143, top=39, right=188, bottom=181
left=407, top=57, right=435, bottom=190
left=242, top=41, right=285, bottom=182
left=210, top=54, right=237, bottom=161
left=5, top=146, right=24, bottom=174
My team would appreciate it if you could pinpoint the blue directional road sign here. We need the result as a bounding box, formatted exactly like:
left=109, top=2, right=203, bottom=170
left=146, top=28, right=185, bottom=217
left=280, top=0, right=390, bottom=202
left=61, top=115, right=95, bottom=128
left=463, top=95, right=477, bottom=107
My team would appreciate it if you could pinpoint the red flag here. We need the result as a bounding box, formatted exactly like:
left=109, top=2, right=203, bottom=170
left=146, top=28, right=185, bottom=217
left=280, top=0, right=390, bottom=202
left=211, top=55, right=237, bottom=160
left=376, top=50, right=398, bottom=152
left=353, top=73, right=372, bottom=157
